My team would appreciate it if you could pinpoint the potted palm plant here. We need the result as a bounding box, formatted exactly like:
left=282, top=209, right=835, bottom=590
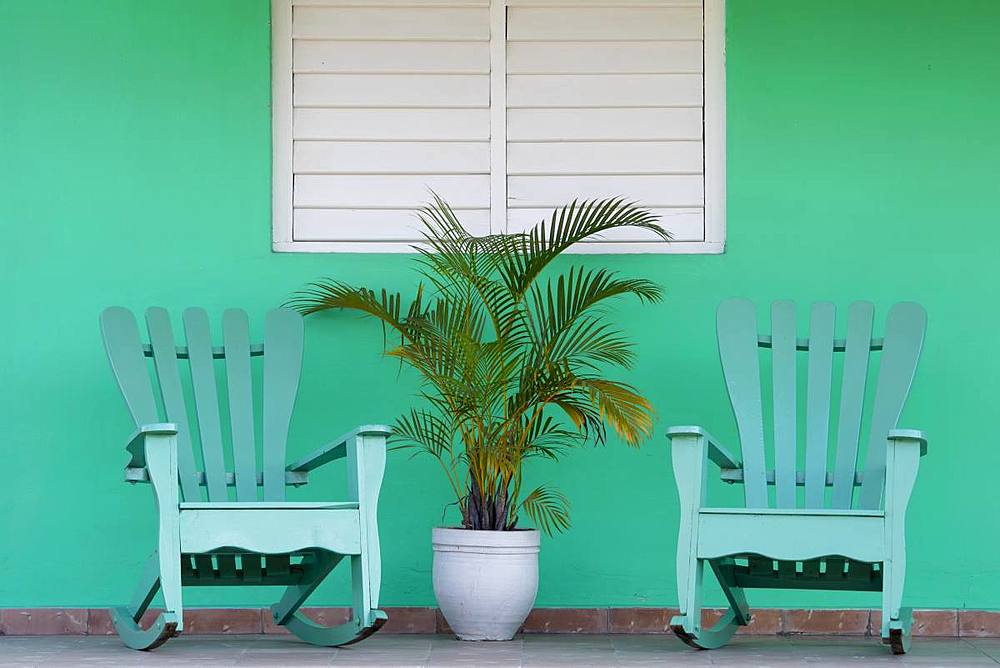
left=290, top=196, right=669, bottom=640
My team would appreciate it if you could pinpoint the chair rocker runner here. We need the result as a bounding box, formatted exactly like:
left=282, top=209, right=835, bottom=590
left=669, top=299, right=927, bottom=654
left=100, top=306, right=389, bottom=650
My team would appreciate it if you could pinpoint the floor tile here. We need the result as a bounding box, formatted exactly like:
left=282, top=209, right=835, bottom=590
left=966, top=638, right=1000, bottom=661
left=0, top=633, right=995, bottom=666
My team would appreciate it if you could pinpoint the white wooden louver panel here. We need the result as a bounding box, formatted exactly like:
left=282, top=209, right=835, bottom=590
left=290, top=1, right=492, bottom=242
left=505, top=3, right=707, bottom=242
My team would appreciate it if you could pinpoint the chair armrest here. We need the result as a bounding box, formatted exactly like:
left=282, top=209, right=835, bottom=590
left=666, top=425, right=741, bottom=469
left=286, top=424, right=392, bottom=473
left=888, top=428, right=927, bottom=456
left=124, top=423, right=178, bottom=471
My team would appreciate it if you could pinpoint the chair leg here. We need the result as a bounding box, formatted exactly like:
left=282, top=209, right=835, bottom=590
left=881, top=558, right=912, bottom=654
left=110, top=608, right=179, bottom=651
left=111, top=550, right=183, bottom=651
left=883, top=608, right=913, bottom=655
left=711, top=558, right=752, bottom=626
left=283, top=609, right=388, bottom=647
left=272, top=551, right=343, bottom=626
left=672, top=608, right=741, bottom=650
left=670, top=558, right=747, bottom=649
left=274, top=551, right=387, bottom=647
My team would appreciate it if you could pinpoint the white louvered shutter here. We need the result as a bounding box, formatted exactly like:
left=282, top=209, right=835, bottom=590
left=280, top=1, right=492, bottom=243
left=273, top=0, right=724, bottom=252
left=505, top=1, right=707, bottom=242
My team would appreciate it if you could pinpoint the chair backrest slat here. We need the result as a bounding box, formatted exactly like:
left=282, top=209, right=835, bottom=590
left=803, top=302, right=835, bottom=508
left=770, top=301, right=798, bottom=508
left=717, top=299, right=768, bottom=508
left=183, top=308, right=229, bottom=501
left=146, top=308, right=202, bottom=502
left=261, top=309, right=304, bottom=501
left=857, top=302, right=927, bottom=509
left=223, top=309, right=258, bottom=502
left=830, top=302, right=874, bottom=508
left=100, top=307, right=159, bottom=426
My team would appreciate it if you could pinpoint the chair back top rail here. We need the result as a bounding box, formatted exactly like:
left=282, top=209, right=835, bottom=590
left=100, top=306, right=305, bottom=504
left=716, top=299, right=926, bottom=512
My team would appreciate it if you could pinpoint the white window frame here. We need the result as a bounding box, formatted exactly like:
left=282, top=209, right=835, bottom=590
left=272, top=0, right=726, bottom=254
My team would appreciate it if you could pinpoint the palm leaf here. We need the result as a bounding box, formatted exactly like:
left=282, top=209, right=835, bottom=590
left=520, top=485, right=571, bottom=534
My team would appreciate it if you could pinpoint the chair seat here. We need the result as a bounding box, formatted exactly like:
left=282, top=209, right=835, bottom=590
left=700, top=506, right=883, bottom=517
left=179, top=501, right=359, bottom=510
left=697, top=507, right=885, bottom=563
left=179, top=505, right=363, bottom=556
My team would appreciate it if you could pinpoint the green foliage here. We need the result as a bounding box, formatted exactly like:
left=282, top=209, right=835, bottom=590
left=290, top=196, right=669, bottom=535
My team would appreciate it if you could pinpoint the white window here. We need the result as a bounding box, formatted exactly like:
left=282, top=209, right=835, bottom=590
left=272, top=0, right=725, bottom=253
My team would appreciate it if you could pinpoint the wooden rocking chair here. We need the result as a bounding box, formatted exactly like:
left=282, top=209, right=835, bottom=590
left=669, top=299, right=927, bottom=654
left=100, top=306, right=388, bottom=650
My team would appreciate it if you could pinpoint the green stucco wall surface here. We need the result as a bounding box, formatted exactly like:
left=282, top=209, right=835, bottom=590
left=2, top=1, right=999, bottom=611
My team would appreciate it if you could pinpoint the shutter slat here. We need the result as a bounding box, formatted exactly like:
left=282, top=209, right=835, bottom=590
left=295, top=174, right=490, bottom=208
left=507, top=7, right=703, bottom=40
left=507, top=208, right=703, bottom=240
left=508, top=141, right=703, bottom=175
left=294, top=7, right=489, bottom=40
left=295, top=209, right=491, bottom=241
left=294, top=41, right=490, bottom=73
left=294, top=108, right=490, bottom=141
left=295, top=141, right=490, bottom=174
left=507, top=108, right=703, bottom=141
left=507, top=74, right=704, bottom=108
left=295, top=73, right=489, bottom=108
left=508, top=175, right=704, bottom=208
left=508, top=41, right=703, bottom=74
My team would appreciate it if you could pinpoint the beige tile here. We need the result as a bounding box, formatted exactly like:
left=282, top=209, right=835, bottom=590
left=263, top=607, right=351, bottom=635
left=960, top=610, right=1000, bottom=638
left=608, top=607, right=679, bottom=634
left=183, top=608, right=263, bottom=635
left=0, top=608, right=89, bottom=635
left=871, top=609, right=960, bottom=637
left=782, top=608, right=870, bottom=635
left=521, top=608, right=608, bottom=634
left=382, top=607, right=438, bottom=634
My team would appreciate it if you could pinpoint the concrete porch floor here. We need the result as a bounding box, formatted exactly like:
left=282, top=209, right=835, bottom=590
left=0, top=634, right=998, bottom=667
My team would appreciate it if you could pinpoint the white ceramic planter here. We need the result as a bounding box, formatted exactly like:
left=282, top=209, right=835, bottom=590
left=432, top=527, right=540, bottom=641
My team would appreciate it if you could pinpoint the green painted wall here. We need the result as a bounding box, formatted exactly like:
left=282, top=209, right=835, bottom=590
left=2, top=0, right=999, bottom=611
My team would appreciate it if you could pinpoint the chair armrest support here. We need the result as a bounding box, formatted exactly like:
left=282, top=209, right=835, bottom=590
left=343, top=426, right=389, bottom=612
left=286, top=424, right=392, bottom=473
left=883, top=428, right=925, bottom=624
left=888, top=428, right=928, bottom=456
left=122, top=426, right=181, bottom=531
left=124, top=423, right=178, bottom=471
left=667, top=425, right=741, bottom=469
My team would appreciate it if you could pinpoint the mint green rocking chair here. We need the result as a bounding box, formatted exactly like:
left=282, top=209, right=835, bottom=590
left=669, top=299, right=927, bottom=654
left=100, top=307, right=389, bottom=650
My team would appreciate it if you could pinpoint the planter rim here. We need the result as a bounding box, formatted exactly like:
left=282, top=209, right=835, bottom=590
left=432, top=526, right=541, bottom=549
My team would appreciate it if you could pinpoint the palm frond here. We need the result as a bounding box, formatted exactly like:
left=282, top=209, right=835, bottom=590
left=577, top=378, right=656, bottom=447
left=520, top=485, right=571, bottom=534
left=391, top=408, right=454, bottom=459
left=501, top=198, right=669, bottom=300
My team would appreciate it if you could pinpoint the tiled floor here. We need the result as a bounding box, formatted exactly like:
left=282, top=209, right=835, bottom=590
left=0, top=634, right=998, bottom=667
